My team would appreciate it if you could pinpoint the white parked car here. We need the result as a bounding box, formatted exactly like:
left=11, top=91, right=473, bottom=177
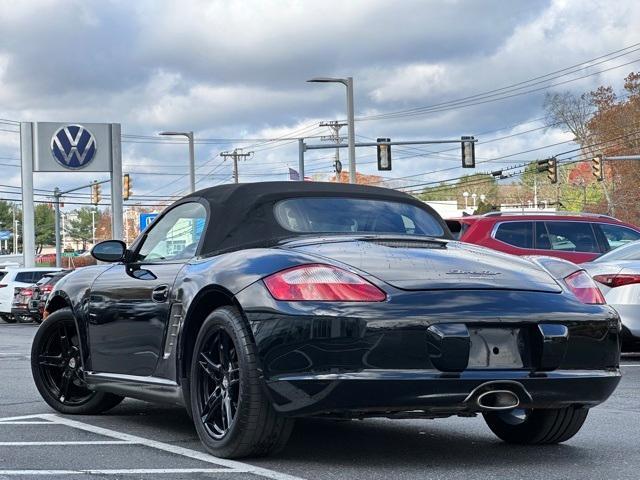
left=582, top=240, right=640, bottom=352
left=0, top=267, right=62, bottom=323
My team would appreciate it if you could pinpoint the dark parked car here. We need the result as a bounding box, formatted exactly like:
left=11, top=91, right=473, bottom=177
left=11, top=285, right=36, bottom=322
left=28, top=271, right=72, bottom=323
left=31, top=182, right=621, bottom=458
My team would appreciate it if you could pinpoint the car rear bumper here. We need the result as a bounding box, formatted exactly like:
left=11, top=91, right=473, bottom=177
left=264, top=369, right=621, bottom=416
left=238, top=284, right=622, bottom=416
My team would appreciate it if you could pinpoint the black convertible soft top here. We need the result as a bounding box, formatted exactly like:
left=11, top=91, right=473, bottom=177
left=176, top=181, right=450, bottom=256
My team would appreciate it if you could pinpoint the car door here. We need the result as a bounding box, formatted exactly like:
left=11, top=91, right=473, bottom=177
left=88, top=201, right=208, bottom=376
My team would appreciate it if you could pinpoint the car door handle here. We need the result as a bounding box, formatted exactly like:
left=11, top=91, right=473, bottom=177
left=151, top=285, right=169, bottom=303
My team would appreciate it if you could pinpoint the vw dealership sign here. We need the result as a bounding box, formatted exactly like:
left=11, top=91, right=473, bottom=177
left=50, top=124, right=97, bottom=169
left=20, top=121, right=123, bottom=267
left=30, top=122, right=115, bottom=172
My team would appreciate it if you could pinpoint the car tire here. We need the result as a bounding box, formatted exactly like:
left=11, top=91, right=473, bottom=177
left=483, top=406, right=589, bottom=444
left=1, top=314, right=17, bottom=323
left=31, top=308, right=124, bottom=415
left=190, top=306, right=294, bottom=458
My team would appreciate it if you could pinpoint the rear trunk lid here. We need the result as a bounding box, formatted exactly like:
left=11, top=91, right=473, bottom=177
left=286, top=236, right=562, bottom=293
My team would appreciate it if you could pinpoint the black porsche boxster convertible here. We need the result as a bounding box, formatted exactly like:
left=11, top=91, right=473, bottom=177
left=31, top=181, right=621, bottom=458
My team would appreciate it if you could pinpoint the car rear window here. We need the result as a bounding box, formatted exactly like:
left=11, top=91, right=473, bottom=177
left=494, top=221, right=533, bottom=248
left=15, top=272, right=34, bottom=283
left=274, top=197, right=445, bottom=237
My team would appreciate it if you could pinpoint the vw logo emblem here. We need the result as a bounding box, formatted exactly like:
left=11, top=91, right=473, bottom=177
left=50, top=124, right=97, bottom=170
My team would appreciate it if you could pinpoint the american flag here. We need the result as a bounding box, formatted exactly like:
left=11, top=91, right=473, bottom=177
left=288, top=168, right=311, bottom=181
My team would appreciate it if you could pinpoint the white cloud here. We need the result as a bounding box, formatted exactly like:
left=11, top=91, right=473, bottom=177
left=0, top=0, right=638, bottom=205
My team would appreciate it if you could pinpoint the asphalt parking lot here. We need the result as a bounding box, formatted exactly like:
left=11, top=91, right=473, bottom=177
left=1, top=323, right=639, bottom=480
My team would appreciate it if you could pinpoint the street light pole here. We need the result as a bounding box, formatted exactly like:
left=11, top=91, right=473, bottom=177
left=307, top=76, right=357, bottom=184
left=345, top=77, right=356, bottom=184
left=12, top=203, right=16, bottom=255
left=159, top=131, right=195, bottom=193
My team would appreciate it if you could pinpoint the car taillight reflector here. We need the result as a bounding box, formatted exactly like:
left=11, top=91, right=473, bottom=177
left=263, top=264, right=386, bottom=302
left=593, top=273, right=640, bottom=289
left=564, top=270, right=605, bottom=305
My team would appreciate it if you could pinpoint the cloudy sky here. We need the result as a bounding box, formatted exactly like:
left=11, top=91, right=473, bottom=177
left=0, top=0, right=639, bottom=211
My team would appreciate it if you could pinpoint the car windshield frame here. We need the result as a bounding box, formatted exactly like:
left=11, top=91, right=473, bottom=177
left=273, top=197, right=445, bottom=238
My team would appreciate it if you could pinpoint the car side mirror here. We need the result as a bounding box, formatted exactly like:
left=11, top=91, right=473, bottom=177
left=91, top=240, right=127, bottom=263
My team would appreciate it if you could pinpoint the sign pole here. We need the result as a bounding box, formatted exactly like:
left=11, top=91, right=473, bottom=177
left=54, top=188, right=62, bottom=268
left=110, top=124, right=124, bottom=241
left=20, top=122, right=36, bottom=267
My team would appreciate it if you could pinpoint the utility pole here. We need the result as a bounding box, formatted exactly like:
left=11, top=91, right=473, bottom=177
left=320, top=121, right=346, bottom=181
left=220, top=149, right=253, bottom=184
left=91, top=208, right=96, bottom=247
left=54, top=179, right=110, bottom=267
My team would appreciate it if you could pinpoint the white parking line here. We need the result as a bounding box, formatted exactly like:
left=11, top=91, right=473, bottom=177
left=0, top=469, right=235, bottom=476
left=0, top=413, right=306, bottom=480
left=0, top=441, right=135, bottom=446
left=621, top=364, right=640, bottom=367
left=0, top=421, right=53, bottom=425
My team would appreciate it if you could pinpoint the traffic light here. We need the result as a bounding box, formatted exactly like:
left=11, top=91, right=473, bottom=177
left=123, top=174, right=132, bottom=200
left=547, top=157, right=558, bottom=184
left=592, top=154, right=604, bottom=181
left=536, top=159, right=549, bottom=173
left=376, top=138, right=391, bottom=171
left=461, top=136, right=475, bottom=168
left=91, top=181, right=101, bottom=205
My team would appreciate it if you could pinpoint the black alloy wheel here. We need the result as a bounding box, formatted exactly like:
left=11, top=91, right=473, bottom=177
left=31, top=308, right=124, bottom=414
left=196, top=329, right=240, bottom=439
left=36, top=318, right=91, bottom=405
left=190, top=306, right=294, bottom=458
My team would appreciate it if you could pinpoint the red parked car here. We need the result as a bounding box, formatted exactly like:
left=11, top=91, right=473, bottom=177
left=447, top=211, right=640, bottom=264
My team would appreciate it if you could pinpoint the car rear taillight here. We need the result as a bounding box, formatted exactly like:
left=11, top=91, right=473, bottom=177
left=564, top=270, right=605, bottom=305
left=41, top=285, right=54, bottom=293
left=21, top=288, right=33, bottom=297
left=593, top=274, right=640, bottom=289
left=0, top=284, right=7, bottom=288
left=263, top=264, right=386, bottom=302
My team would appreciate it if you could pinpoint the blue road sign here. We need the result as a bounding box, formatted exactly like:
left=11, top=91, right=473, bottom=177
left=139, top=213, right=159, bottom=232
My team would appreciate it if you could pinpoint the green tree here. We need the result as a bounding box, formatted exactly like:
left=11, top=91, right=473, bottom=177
left=34, top=204, right=55, bottom=253
left=67, top=207, right=97, bottom=250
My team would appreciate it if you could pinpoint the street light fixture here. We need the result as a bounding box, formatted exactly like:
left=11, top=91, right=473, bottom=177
left=159, top=131, right=196, bottom=193
left=307, top=77, right=356, bottom=184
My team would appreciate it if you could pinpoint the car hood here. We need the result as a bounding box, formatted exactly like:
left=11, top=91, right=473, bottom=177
left=285, top=236, right=562, bottom=293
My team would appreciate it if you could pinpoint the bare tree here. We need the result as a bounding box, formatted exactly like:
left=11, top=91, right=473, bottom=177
left=543, top=91, right=593, bottom=144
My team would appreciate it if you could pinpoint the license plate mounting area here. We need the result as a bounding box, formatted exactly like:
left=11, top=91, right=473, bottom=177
left=467, top=327, right=523, bottom=369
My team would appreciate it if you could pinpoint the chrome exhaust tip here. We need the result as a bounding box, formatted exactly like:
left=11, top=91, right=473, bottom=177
left=476, top=390, right=520, bottom=411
